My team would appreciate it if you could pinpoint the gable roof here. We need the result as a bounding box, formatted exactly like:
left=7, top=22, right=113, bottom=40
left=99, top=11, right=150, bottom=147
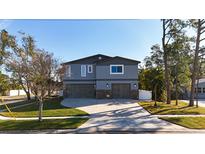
left=62, top=54, right=111, bottom=65
left=96, top=56, right=141, bottom=65
left=62, top=54, right=140, bottom=65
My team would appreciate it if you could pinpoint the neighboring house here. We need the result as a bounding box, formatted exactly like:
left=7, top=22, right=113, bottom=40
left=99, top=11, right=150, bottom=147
left=63, top=54, right=140, bottom=99
left=194, top=78, right=205, bottom=99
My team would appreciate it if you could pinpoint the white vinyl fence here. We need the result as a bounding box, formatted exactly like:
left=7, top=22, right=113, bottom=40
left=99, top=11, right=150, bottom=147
left=139, top=90, right=152, bottom=100
left=9, top=90, right=27, bottom=96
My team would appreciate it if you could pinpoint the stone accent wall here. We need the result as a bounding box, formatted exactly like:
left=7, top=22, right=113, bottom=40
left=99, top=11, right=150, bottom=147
left=96, top=90, right=112, bottom=99
left=130, top=90, right=139, bottom=99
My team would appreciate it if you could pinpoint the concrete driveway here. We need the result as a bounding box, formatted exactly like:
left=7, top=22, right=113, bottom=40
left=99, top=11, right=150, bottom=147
left=182, top=99, right=205, bottom=107
left=61, top=99, right=187, bottom=133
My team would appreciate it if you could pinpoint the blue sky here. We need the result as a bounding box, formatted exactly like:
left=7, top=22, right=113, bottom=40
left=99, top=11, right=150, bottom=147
left=0, top=19, right=162, bottom=63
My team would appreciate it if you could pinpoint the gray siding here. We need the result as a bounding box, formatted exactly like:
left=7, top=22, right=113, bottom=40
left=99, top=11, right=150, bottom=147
left=96, top=80, right=138, bottom=90
left=64, top=64, right=96, bottom=80
left=97, top=57, right=140, bottom=65
left=96, top=65, right=138, bottom=80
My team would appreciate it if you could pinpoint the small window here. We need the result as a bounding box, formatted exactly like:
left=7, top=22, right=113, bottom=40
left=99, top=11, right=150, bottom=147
left=198, top=87, right=202, bottom=93
left=66, top=65, right=71, bottom=77
left=88, top=65, right=93, bottom=73
left=81, top=65, right=86, bottom=77
left=203, top=88, right=205, bottom=93
left=110, top=65, right=124, bottom=74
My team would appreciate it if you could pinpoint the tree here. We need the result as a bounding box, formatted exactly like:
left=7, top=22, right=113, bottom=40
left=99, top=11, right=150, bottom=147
left=139, top=67, right=165, bottom=102
left=189, top=19, right=205, bottom=106
left=6, top=33, right=35, bottom=100
left=161, top=19, right=188, bottom=104
left=0, top=30, right=10, bottom=65
left=46, top=53, right=61, bottom=96
left=29, top=49, right=62, bottom=122
left=0, top=71, right=10, bottom=95
left=144, top=28, right=192, bottom=104
left=168, top=33, right=192, bottom=105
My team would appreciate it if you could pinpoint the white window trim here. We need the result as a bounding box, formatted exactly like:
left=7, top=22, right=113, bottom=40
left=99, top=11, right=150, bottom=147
left=87, top=65, right=93, bottom=73
left=67, top=65, right=71, bottom=77
left=65, top=65, right=71, bottom=77
left=81, top=65, right=86, bottom=77
left=110, top=64, right=124, bottom=74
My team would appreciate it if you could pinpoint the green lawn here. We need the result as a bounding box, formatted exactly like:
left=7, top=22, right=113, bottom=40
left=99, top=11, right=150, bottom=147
left=139, top=101, right=205, bottom=115
left=0, top=97, right=89, bottom=118
left=161, top=117, right=205, bottom=129
left=0, top=99, right=35, bottom=110
left=0, top=118, right=89, bottom=130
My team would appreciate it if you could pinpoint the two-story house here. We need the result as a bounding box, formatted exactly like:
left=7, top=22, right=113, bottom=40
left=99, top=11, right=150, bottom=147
left=63, top=54, right=140, bottom=99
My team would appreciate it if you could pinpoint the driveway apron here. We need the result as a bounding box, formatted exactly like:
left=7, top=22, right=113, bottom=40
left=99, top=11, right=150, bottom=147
left=61, top=99, right=188, bottom=133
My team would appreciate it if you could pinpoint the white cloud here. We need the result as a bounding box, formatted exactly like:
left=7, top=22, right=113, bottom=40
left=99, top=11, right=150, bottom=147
left=0, top=19, right=13, bottom=30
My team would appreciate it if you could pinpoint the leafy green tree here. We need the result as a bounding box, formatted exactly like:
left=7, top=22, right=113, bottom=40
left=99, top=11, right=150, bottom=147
left=161, top=19, right=188, bottom=104
left=168, top=33, right=192, bottom=105
left=0, top=71, right=10, bottom=95
left=6, top=32, right=35, bottom=100
left=0, top=30, right=10, bottom=65
left=139, top=67, right=165, bottom=102
left=189, top=19, right=205, bottom=106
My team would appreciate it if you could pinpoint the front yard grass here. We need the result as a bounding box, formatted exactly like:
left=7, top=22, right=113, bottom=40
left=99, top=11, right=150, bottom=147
left=161, top=117, right=205, bottom=129
left=138, top=101, right=205, bottom=115
left=0, top=118, right=89, bottom=130
left=0, top=99, right=35, bottom=110
left=0, top=97, right=89, bottom=118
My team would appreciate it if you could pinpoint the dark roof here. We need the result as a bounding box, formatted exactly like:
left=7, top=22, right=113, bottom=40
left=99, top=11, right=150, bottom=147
left=62, top=54, right=111, bottom=65
left=96, top=56, right=141, bottom=65
left=62, top=54, right=140, bottom=65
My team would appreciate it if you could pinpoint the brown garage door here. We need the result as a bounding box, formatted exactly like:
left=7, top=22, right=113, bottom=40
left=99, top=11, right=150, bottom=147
left=66, top=84, right=95, bottom=98
left=112, top=83, right=130, bottom=98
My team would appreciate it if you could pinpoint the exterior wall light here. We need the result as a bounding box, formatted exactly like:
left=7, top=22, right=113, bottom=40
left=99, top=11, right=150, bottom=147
left=134, top=83, right=137, bottom=88
left=106, top=83, right=109, bottom=88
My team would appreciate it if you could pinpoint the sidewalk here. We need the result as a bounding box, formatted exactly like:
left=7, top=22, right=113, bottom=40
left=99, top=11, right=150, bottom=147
left=0, top=115, right=89, bottom=120
left=154, top=114, right=205, bottom=117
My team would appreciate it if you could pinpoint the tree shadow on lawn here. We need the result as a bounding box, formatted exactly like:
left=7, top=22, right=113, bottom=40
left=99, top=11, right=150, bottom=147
left=1, top=97, right=68, bottom=113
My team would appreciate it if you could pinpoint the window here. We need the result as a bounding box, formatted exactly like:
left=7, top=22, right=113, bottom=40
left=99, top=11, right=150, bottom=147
left=203, top=88, right=205, bottom=93
left=66, top=65, right=71, bottom=77
left=198, top=87, right=202, bottom=93
left=81, top=65, right=86, bottom=77
left=88, top=65, right=93, bottom=73
left=110, top=65, right=124, bottom=74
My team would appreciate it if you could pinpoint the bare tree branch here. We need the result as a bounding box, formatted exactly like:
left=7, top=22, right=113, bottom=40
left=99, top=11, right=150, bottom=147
left=200, top=20, right=205, bottom=26
left=200, top=38, right=205, bottom=42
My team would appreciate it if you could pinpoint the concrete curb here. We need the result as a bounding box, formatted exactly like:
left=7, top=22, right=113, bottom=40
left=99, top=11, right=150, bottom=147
left=0, top=115, right=90, bottom=120
left=1, top=128, right=205, bottom=134
left=154, top=115, right=205, bottom=117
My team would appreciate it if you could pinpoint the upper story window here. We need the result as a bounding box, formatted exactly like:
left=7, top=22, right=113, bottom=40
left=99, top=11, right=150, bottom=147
left=110, top=65, right=124, bottom=74
left=81, top=65, right=86, bottom=77
left=65, top=65, right=71, bottom=77
left=203, top=88, right=205, bottom=93
left=198, top=87, right=202, bottom=93
left=88, top=65, right=93, bottom=73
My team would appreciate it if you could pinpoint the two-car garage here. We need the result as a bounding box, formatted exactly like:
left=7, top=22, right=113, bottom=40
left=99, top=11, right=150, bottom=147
left=64, top=83, right=131, bottom=99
